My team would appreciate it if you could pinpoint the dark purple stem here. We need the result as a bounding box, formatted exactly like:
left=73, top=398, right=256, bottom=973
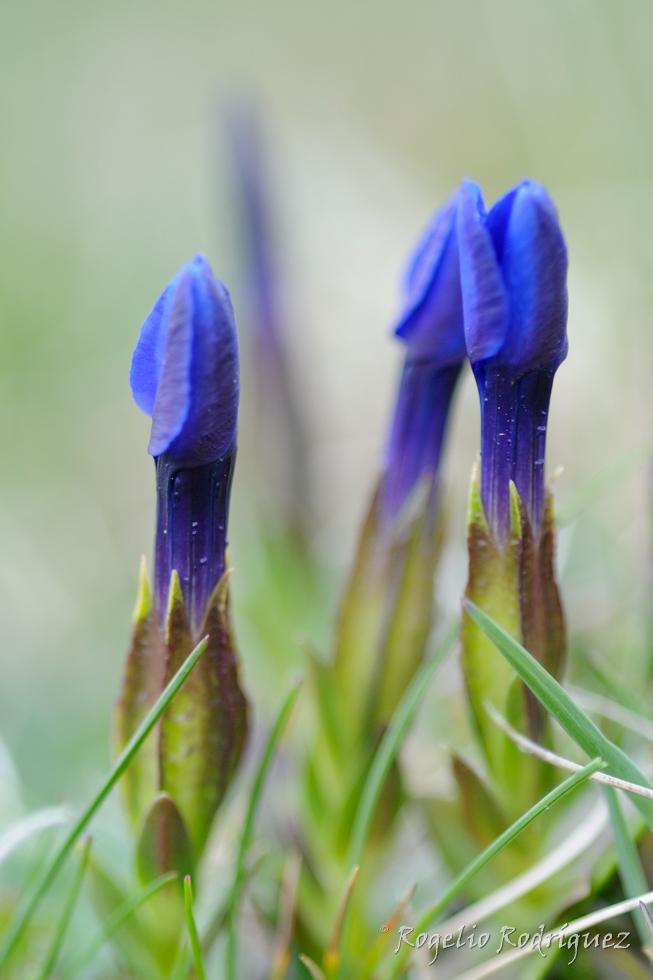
left=154, top=452, right=235, bottom=631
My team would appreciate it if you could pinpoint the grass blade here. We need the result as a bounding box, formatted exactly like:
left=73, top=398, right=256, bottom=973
left=464, top=600, right=653, bottom=830
left=183, top=875, right=206, bottom=980
left=70, top=871, right=178, bottom=973
left=331, top=624, right=456, bottom=979
left=389, top=758, right=603, bottom=977
left=35, top=836, right=91, bottom=980
left=347, top=622, right=458, bottom=868
left=604, top=787, right=650, bottom=947
left=0, top=806, right=70, bottom=866
left=225, top=681, right=302, bottom=980
left=300, top=953, right=327, bottom=979
left=0, top=635, right=209, bottom=968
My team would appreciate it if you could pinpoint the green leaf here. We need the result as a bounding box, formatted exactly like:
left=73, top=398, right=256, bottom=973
left=225, top=681, right=302, bottom=980
left=463, top=600, right=653, bottom=831
left=0, top=633, right=209, bottom=969
left=389, top=758, right=603, bottom=978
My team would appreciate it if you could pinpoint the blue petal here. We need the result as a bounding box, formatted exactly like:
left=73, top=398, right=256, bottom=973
left=457, top=179, right=508, bottom=364
left=394, top=192, right=466, bottom=365
left=132, top=254, right=239, bottom=464
left=170, top=259, right=239, bottom=464
left=148, top=269, right=194, bottom=456
left=500, top=182, right=568, bottom=371
left=129, top=275, right=179, bottom=415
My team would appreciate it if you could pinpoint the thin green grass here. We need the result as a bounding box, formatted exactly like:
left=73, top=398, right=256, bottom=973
left=464, top=601, right=653, bottom=830
left=330, top=623, right=457, bottom=978
left=0, top=635, right=209, bottom=969
left=346, top=622, right=458, bottom=869
left=225, top=680, right=302, bottom=980
left=604, top=787, right=650, bottom=947
left=69, top=871, right=178, bottom=973
left=184, top=875, right=206, bottom=980
left=35, top=836, right=92, bottom=980
left=389, top=758, right=603, bottom=978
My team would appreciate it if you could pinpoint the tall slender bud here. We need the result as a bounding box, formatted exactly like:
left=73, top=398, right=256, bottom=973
left=334, top=191, right=465, bottom=742
left=458, top=180, right=568, bottom=808
left=115, top=255, right=248, bottom=870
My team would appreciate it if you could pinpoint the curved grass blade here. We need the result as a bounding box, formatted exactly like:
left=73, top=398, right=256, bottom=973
left=604, top=787, right=650, bottom=948
left=0, top=806, right=70, bottom=866
left=0, top=635, right=209, bottom=969
left=324, top=864, right=359, bottom=976
left=300, top=953, right=327, bottom=980
left=347, top=622, right=458, bottom=868
left=69, top=871, right=178, bottom=973
left=389, top=758, right=603, bottom=978
left=270, top=851, right=302, bottom=980
left=464, top=600, right=653, bottom=830
left=35, top=836, right=92, bottom=980
left=183, top=875, right=206, bottom=980
left=225, top=681, right=302, bottom=980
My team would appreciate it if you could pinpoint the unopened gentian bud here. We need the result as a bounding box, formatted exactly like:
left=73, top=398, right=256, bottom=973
left=458, top=181, right=567, bottom=808
left=383, top=193, right=466, bottom=522
left=457, top=179, right=568, bottom=542
left=130, top=253, right=239, bottom=629
left=115, top=255, right=248, bottom=870
left=334, top=190, right=465, bottom=741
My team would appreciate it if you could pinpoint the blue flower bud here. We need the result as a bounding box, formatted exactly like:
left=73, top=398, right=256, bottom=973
left=383, top=191, right=466, bottom=520
left=131, top=254, right=239, bottom=466
left=130, top=255, right=239, bottom=627
left=457, top=180, right=568, bottom=541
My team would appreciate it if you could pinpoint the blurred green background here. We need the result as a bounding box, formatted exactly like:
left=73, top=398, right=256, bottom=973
left=1, top=0, right=651, bottom=816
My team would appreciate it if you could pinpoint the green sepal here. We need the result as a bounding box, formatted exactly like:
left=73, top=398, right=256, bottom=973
left=113, top=558, right=165, bottom=827
left=519, top=492, right=566, bottom=729
left=136, top=792, right=194, bottom=884
left=159, top=570, right=249, bottom=857
left=332, top=486, right=388, bottom=744
left=461, top=467, right=522, bottom=790
left=373, top=498, right=442, bottom=727
left=332, top=476, right=443, bottom=744
left=451, top=754, right=507, bottom=849
left=461, top=465, right=566, bottom=812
